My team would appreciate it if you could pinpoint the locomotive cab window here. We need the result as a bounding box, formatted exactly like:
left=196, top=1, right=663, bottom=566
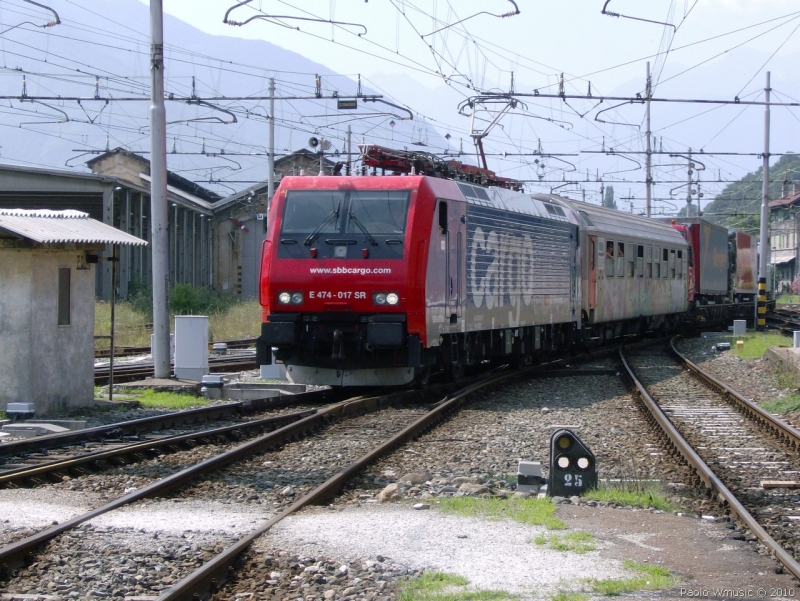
left=605, top=241, right=614, bottom=277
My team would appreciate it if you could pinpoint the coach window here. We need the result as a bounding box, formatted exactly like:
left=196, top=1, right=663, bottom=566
left=662, top=248, right=669, bottom=279
left=605, top=241, right=614, bottom=276
left=669, top=249, right=676, bottom=278
left=627, top=243, right=635, bottom=278
left=636, top=245, right=644, bottom=277
left=654, top=247, right=661, bottom=278
left=646, top=245, right=653, bottom=278
left=58, top=268, right=70, bottom=326
left=677, top=250, right=683, bottom=279
left=616, top=241, right=625, bottom=277
left=438, top=201, right=448, bottom=234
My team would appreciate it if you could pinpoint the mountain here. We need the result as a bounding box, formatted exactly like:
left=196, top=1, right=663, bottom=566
left=0, top=0, right=445, bottom=194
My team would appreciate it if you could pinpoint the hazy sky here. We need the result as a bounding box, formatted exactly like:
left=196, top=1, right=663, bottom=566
left=146, top=0, right=800, bottom=96
left=5, top=0, right=800, bottom=212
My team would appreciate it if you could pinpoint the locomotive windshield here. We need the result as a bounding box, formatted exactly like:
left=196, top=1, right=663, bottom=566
left=281, top=190, right=344, bottom=234
left=278, top=189, right=411, bottom=260
left=345, top=190, right=409, bottom=234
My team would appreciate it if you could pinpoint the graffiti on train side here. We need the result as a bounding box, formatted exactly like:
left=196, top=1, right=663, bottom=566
left=468, top=224, right=571, bottom=311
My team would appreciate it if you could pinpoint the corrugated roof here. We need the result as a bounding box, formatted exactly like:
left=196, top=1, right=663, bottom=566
left=770, top=249, right=796, bottom=265
left=0, top=209, right=147, bottom=246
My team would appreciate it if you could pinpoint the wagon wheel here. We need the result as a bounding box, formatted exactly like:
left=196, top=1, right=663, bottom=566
left=412, top=366, right=432, bottom=388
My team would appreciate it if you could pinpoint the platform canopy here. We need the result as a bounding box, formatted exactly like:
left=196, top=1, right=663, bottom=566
left=0, top=208, right=146, bottom=246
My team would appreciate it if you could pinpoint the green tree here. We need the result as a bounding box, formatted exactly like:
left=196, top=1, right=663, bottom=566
left=603, top=185, right=617, bottom=209
left=701, top=154, right=800, bottom=235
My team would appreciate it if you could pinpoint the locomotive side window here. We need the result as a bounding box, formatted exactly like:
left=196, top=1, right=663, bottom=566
left=637, top=245, right=644, bottom=277
left=605, top=241, right=614, bottom=277
left=616, top=241, right=625, bottom=277
left=438, top=201, right=448, bottom=234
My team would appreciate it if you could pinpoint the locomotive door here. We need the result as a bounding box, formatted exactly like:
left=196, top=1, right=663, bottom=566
left=588, top=235, right=597, bottom=310
left=441, top=199, right=464, bottom=324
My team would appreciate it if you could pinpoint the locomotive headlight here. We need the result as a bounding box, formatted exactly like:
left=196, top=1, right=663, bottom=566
left=291, top=292, right=303, bottom=304
left=374, top=293, right=387, bottom=305
left=386, top=292, right=399, bottom=305
left=278, top=292, right=292, bottom=304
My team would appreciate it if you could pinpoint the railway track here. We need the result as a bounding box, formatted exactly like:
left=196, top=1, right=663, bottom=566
left=767, top=306, right=800, bottom=335
left=0, top=390, right=338, bottom=461
left=621, top=339, right=800, bottom=579
left=95, top=337, right=257, bottom=359
left=0, top=365, right=546, bottom=599
left=94, top=350, right=258, bottom=385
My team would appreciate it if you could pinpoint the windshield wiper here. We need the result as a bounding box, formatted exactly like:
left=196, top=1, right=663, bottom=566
left=304, top=208, right=339, bottom=246
left=347, top=211, right=379, bottom=246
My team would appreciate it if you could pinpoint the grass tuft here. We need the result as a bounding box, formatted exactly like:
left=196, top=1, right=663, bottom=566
left=399, top=572, right=516, bottom=601
left=95, top=298, right=262, bottom=351
left=551, top=592, right=589, bottom=601
left=437, top=497, right=566, bottom=530
left=583, top=483, right=678, bottom=511
left=589, top=560, right=675, bottom=596
left=729, top=332, right=790, bottom=360
left=761, top=393, right=800, bottom=414
left=134, top=390, right=207, bottom=409
left=533, top=531, right=596, bottom=554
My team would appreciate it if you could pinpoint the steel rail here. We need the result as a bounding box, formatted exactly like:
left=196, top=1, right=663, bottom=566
left=0, top=393, right=381, bottom=576
left=0, top=409, right=317, bottom=488
left=669, top=337, right=800, bottom=448
left=619, top=346, right=800, bottom=581
left=155, top=370, right=522, bottom=600
left=0, top=390, right=328, bottom=458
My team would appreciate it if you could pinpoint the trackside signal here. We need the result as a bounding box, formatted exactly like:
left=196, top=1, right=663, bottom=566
left=548, top=429, right=597, bottom=496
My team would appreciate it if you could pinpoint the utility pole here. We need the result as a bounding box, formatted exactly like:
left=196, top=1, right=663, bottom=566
left=645, top=62, right=653, bottom=218
left=686, top=148, right=693, bottom=213
left=758, top=71, right=771, bottom=330
left=346, top=125, right=352, bottom=176
left=267, top=77, right=275, bottom=214
left=150, top=0, right=170, bottom=379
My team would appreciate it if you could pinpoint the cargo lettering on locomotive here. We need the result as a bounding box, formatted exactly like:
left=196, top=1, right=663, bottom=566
left=467, top=206, right=572, bottom=311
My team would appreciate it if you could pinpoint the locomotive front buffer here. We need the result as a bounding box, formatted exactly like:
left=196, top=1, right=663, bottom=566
left=515, top=429, right=597, bottom=497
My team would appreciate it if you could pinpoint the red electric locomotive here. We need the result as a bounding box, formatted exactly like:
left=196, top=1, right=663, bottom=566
left=256, top=146, right=585, bottom=386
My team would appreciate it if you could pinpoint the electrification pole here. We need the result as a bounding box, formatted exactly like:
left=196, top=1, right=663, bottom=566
left=267, top=77, right=275, bottom=213
left=645, top=62, right=652, bottom=218
left=686, top=148, right=692, bottom=212
left=346, top=125, right=352, bottom=176
left=757, top=71, right=771, bottom=330
left=150, top=0, right=170, bottom=378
